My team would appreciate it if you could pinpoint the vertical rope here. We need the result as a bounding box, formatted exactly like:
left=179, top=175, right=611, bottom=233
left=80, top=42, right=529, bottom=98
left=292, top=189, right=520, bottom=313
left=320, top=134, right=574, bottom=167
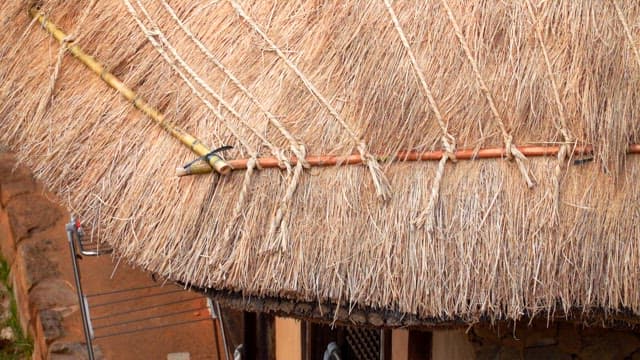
left=524, top=0, right=574, bottom=223
left=218, top=155, right=259, bottom=269
left=229, top=0, right=392, bottom=200
left=439, top=0, right=535, bottom=188
left=263, top=160, right=304, bottom=251
left=382, top=0, right=456, bottom=230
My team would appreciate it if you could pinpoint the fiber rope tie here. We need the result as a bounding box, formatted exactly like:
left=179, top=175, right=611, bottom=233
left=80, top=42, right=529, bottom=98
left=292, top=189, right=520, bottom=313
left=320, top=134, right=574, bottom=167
left=383, top=0, right=457, bottom=228
left=413, top=136, right=456, bottom=230
left=218, top=155, right=259, bottom=269
left=439, top=0, right=535, bottom=189
left=442, top=135, right=457, bottom=162
left=553, top=143, right=569, bottom=224
left=272, top=148, right=292, bottom=172
left=292, top=145, right=310, bottom=169
left=230, top=0, right=390, bottom=200
left=358, top=142, right=391, bottom=201
left=263, top=144, right=307, bottom=252
left=506, top=136, right=535, bottom=188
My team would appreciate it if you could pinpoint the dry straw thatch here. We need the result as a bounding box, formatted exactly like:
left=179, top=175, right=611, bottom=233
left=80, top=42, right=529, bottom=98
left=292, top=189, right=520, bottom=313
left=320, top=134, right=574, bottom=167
left=1, top=0, right=640, bottom=325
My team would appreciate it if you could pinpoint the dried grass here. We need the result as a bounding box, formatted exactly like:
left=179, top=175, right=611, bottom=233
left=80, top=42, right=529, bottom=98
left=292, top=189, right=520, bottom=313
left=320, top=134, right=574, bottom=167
left=1, top=0, right=640, bottom=323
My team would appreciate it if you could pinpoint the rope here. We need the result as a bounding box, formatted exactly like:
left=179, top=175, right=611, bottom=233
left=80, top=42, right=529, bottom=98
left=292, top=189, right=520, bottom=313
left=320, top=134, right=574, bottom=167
left=158, top=0, right=308, bottom=167
left=439, top=0, right=535, bottom=188
left=524, top=0, right=574, bottom=223
left=229, top=0, right=392, bottom=200
left=123, top=0, right=256, bottom=155
left=265, top=161, right=304, bottom=251
left=382, top=0, right=456, bottom=157
left=413, top=155, right=448, bottom=231
left=382, top=0, right=457, bottom=230
left=218, top=155, right=258, bottom=267
left=130, top=0, right=282, bottom=162
left=160, top=0, right=308, bottom=248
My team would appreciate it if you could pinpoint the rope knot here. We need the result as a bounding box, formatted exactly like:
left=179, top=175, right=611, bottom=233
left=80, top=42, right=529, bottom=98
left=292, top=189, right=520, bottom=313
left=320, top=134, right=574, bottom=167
left=246, top=156, right=258, bottom=171
left=291, top=145, right=310, bottom=169
left=274, top=148, right=291, bottom=172
left=357, top=142, right=374, bottom=161
left=144, top=29, right=161, bottom=37
left=441, top=135, right=457, bottom=162
left=357, top=142, right=392, bottom=201
left=504, top=135, right=514, bottom=160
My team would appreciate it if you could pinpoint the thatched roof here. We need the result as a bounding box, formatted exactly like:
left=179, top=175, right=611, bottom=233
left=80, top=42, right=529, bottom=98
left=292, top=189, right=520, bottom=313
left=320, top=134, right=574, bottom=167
left=2, top=0, right=640, bottom=325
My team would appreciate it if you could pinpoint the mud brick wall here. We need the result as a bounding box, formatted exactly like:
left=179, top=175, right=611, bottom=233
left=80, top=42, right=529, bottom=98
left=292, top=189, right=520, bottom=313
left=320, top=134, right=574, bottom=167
left=0, top=151, right=100, bottom=359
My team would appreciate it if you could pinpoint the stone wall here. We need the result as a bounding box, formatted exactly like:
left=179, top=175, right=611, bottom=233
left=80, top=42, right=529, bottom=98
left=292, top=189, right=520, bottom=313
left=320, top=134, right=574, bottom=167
left=468, top=319, right=640, bottom=359
left=0, top=152, right=99, bottom=359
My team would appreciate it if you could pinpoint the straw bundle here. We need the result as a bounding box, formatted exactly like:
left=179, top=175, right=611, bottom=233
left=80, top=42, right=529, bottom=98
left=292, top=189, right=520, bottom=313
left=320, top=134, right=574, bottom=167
left=1, top=0, right=640, bottom=324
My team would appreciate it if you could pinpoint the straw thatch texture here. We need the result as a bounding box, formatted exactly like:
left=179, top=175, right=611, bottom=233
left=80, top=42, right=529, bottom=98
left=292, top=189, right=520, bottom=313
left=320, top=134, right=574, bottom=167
left=1, top=0, right=640, bottom=324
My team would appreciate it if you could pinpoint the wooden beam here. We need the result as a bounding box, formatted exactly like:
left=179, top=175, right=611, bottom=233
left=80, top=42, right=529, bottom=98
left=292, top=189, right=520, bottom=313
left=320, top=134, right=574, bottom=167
left=275, top=317, right=302, bottom=360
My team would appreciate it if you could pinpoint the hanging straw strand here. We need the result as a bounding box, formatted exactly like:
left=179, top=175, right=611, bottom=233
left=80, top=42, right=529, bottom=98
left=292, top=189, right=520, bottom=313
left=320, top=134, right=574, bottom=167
left=438, top=0, right=535, bottom=188
left=218, top=155, right=259, bottom=268
left=229, top=0, right=392, bottom=200
left=382, top=0, right=457, bottom=230
left=524, top=0, right=574, bottom=223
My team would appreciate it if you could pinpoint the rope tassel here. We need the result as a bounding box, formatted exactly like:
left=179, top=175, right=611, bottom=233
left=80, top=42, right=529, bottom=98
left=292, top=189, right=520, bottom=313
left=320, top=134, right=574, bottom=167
left=359, top=143, right=392, bottom=201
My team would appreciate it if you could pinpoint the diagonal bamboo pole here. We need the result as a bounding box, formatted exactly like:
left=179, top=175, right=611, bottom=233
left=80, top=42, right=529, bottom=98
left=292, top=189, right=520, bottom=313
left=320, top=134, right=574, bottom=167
left=30, top=8, right=230, bottom=175
left=176, top=144, right=640, bottom=175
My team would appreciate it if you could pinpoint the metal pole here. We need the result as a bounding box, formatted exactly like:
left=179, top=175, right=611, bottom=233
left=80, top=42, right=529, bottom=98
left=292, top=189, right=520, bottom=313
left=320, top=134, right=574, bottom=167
left=66, top=217, right=96, bottom=360
left=214, top=301, right=232, bottom=360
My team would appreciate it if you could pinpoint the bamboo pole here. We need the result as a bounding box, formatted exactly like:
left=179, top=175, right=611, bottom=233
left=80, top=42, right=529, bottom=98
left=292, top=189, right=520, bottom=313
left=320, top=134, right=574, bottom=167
left=176, top=144, right=640, bottom=175
left=30, top=9, right=231, bottom=175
